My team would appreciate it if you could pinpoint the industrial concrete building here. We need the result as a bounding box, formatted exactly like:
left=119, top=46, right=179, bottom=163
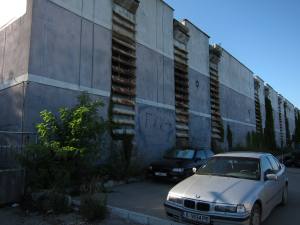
left=0, top=0, right=298, bottom=162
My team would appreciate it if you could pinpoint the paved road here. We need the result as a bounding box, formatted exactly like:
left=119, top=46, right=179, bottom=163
left=108, top=168, right=300, bottom=225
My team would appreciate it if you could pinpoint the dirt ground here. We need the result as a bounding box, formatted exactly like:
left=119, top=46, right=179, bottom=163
left=0, top=206, right=138, bottom=225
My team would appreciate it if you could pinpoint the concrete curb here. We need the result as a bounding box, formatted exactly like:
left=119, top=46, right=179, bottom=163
left=108, top=206, right=184, bottom=225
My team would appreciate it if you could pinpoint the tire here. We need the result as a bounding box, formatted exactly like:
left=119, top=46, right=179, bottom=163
left=281, top=185, right=288, bottom=206
left=250, top=203, right=261, bottom=225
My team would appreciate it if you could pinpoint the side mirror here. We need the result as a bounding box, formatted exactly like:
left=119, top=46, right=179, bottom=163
left=192, top=167, right=197, bottom=174
left=266, top=173, right=278, bottom=181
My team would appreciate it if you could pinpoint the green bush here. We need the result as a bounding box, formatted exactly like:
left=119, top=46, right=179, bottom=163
left=80, top=194, right=107, bottom=221
left=19, top=93, right=109, bottom=192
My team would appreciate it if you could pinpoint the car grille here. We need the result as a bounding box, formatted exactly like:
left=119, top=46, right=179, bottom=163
left=197, top=202, right=210, bottom=211
left=184, top=199, right=210, bottom=212
left=184, top=200, right=196, bottom=209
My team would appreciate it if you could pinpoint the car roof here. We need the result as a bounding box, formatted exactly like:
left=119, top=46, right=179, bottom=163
left=215, top=151, right=272, bottom=159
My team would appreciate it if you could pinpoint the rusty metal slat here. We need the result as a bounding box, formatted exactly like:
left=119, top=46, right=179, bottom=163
left=112, top=97, right=135, bottom=107
left=112, top=118, right=135, bottom=126
left=175, top=87, right=189, bottom=95
left=113, top=11, right=136, bottom=26
left=176, top=102, right=189, bottom=109
left=176, top=109, right=189, bottom=117
left=176, top=117, right=189, bottom=124
left=112, top=76, right=135, bottom=87
left=176, top=124, right=189, bottom=131
left=113, top=129, right=135, bottom=136
left=112, top=46, right=136, bottom=59
left=113, top=16, right=135, bottom=33
left=174, top=45, right=188, bottom=55
left=112, top=31, right=135, bottom=45
left=112, top=66, right=135, bottom=77
left=175, top=94, right=189, bottom=102
left=112, top=56, right=136, bottom=68
left=112, top=37, right=136, bottom=51
left=112, top=107, right=135, bottom=116
left=112, top=86, right=135, bottom=97
left=176, top=132, right=189, bottom=138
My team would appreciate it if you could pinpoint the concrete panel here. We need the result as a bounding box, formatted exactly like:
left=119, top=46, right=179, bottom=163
left=29, top=0, right=112, bottom=92
left=0, top=0, right=32, bottom=82
left=183, top=20, right=209, bottom=77
left=219, top=50, right=254, bottom=99
left=49, top=0, right=112, bottom=30
left=0, top=84, right=24, bottom=132
left=188, top=69, right=211, bottom=114
left=189, top=115, right=211, bottom=149
left=23, top=82, right=109, bottom=131
left=79, top=19, right=93, bottom=87
left=92, top=24, right=112, bottom=92
left=136, top=0, right=173, bottom=58
left=135, top=103, right=176, bottom=162
left=220, top=84, right=256, bottom=125
left=223, top=121, right=256, bottom=148
left=29, top=0, right=81, bottom=84
left=136, top=44, right=174, bottom=106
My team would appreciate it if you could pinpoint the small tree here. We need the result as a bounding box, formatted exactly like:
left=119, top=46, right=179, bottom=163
left=19, top=93, right=108, bottom=191
left=264, top=97, right=276, bottom=150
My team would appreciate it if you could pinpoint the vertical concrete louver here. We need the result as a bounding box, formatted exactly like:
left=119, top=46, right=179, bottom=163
left=209, top=45, right=223, bottom=141
left=110, top=0, right=139, bottom=138
left=254, top=78, right=263, bottom=134
left=173, top=20, right=190, bottom=148
left=278, top=95, right=284, bottom=148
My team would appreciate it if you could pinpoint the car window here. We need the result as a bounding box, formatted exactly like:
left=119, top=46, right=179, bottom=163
left=164, top=149, right=195, bottom=160
left=267, top=156, right=280, bottom=173
left=197, top=157, right=261, bottom=180
left=195, top=151, right=206, bottom=160
left=261, top=156, right=273, bottom=174
left=205, top=150, right=214, bottom=158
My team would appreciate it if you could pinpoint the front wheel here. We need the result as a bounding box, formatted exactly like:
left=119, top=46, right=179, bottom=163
left=250, top=203, right=261, bottom=225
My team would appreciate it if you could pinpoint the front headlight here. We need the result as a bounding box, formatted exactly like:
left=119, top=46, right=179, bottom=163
left=148, top=166, right=153, bottom=170
left=167, top=193, right=183, bottom=205
left=237, top=204, right=246, bottom=213
left=215, top=204, right=237, bottom=213
left=172, top=168, right=184, bottom=173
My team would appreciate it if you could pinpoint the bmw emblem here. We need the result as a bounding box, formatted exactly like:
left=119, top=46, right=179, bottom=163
left=196, top=194, right=201, bottom=199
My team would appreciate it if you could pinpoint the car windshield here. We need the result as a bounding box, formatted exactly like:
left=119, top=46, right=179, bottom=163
left=197, top=156, right=261, bottom=180
left=164, top=149, right=195, bottom=160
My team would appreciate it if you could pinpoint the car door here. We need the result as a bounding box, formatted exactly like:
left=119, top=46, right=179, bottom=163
left=267, top=155, right=285, bottom=205
left=260, top=156, right=279, bottom=217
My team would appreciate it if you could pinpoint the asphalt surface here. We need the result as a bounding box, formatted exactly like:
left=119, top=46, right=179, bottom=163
left=107, top=168, right=300, bottom=225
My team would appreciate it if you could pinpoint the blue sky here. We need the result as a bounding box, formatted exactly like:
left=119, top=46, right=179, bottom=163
left=165, top=0, right=300, bottom=108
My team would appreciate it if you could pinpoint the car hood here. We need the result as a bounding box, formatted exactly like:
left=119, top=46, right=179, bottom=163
left=170, top=174, right=261, bottom=204
left=151, top=158, right=194, bottom=169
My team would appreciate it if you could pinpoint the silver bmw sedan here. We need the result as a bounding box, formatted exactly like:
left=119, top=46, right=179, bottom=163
left=164, top=152, right=288, bottom=225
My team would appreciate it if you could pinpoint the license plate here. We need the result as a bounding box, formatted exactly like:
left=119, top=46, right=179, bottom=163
left=183, top=211, right=210, bottom=224
left=155, top=172, right=167, bottom=177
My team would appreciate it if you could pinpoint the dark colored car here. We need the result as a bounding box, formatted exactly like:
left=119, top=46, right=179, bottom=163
left=293, top=151, right=300, bottom=167
left=283, top=151, right=300, bottom=167
left=147, top=149, right=214, bottom=181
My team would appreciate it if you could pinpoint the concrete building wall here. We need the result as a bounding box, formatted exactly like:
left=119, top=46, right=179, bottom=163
left=218, top=50, right=256, bottom=146
left=182, top=20, right=211, bottom=149
left=0, top=0, right=32, bottom=83
left=135, top=0, right=176, bottom=162
left=286, top=101, right=296, bottom=140
left=29, top=0, right=112, bottom=93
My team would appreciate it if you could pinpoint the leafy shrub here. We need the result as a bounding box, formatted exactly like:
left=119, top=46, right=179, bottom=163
left=19, top=93, right=109, bottom=192
left=80, top=193, right=107, bottom=221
